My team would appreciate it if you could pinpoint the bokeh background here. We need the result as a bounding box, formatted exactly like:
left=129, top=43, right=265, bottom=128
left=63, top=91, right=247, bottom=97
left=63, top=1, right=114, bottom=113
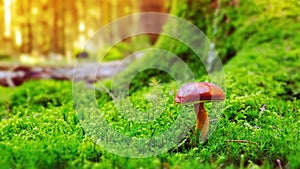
left=0, top=0, right=169, bottom=65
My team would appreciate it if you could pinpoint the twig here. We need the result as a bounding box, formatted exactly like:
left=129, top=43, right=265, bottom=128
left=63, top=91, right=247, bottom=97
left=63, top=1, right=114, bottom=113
left=226, top=140, right=258, bottom=145
left=6, top=72, right=15, bottom=87
left=226, top=140, right=259, bottom=157
left=276, top=159, right=283, bottom=169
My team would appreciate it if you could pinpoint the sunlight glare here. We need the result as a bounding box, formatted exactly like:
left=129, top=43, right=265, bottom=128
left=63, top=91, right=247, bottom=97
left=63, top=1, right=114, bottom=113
left=79, top=21, right=85, bottom=32
left=31, top=7, right=39, bottom=15
left=4, top=0, right=12, bottom=37
left=15, top=28, right=22, bottom=46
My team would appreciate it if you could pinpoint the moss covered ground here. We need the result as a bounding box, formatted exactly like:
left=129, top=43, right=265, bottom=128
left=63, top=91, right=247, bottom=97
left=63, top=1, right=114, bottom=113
left=0, top=0, right=300, bottom=168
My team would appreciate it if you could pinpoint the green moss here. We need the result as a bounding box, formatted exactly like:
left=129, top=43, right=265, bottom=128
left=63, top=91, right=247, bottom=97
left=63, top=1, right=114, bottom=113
left=0, top=0, right=300, bottom=168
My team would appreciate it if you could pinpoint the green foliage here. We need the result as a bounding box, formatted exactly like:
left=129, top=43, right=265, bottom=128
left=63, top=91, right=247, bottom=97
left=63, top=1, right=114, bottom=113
left=9, top=80, right=72, bottom=109
left=0, top=54, right=11, bottom=60
left=101, top=35, right=152, bottom=61
left=0, top=101, right=83, bottom=168
left=0, top=0, right=300, bottom=168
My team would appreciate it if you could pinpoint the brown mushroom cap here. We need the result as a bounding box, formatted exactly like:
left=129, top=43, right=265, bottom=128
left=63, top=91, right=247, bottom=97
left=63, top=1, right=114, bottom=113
left=175, top=82, right=225, bottom=104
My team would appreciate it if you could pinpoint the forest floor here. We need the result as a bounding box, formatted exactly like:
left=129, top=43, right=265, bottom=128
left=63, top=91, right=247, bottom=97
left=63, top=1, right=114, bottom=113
left=0, top=1, right=300, bottom=168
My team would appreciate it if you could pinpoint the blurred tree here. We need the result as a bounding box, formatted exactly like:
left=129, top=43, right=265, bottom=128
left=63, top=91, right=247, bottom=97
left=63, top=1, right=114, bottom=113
left=0, top=0, right=169, bottom=61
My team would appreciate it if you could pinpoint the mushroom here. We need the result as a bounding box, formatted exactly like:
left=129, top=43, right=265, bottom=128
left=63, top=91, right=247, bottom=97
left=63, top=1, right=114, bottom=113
left=175, top=82, right=225, bottom=140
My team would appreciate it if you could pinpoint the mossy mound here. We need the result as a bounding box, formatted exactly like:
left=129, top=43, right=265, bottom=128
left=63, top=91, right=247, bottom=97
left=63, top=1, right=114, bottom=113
left=0, top=0, right=300, bottom=168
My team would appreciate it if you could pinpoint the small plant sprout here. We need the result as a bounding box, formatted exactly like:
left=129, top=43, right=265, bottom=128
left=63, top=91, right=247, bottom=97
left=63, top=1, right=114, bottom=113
left=175, top=82, right=225, bottom=140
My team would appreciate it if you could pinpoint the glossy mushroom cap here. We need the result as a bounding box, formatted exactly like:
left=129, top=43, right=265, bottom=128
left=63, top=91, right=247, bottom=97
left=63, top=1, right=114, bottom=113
left=175, top=82, right=225, bottom=104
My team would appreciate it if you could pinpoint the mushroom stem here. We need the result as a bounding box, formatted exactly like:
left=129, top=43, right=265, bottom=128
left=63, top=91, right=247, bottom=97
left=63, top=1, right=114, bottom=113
left=194, top=102, right=209, bottom=139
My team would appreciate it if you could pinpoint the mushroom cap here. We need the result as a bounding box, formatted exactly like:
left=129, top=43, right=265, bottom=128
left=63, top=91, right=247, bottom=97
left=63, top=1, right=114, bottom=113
left=175, top=82, right=225, bottom=104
